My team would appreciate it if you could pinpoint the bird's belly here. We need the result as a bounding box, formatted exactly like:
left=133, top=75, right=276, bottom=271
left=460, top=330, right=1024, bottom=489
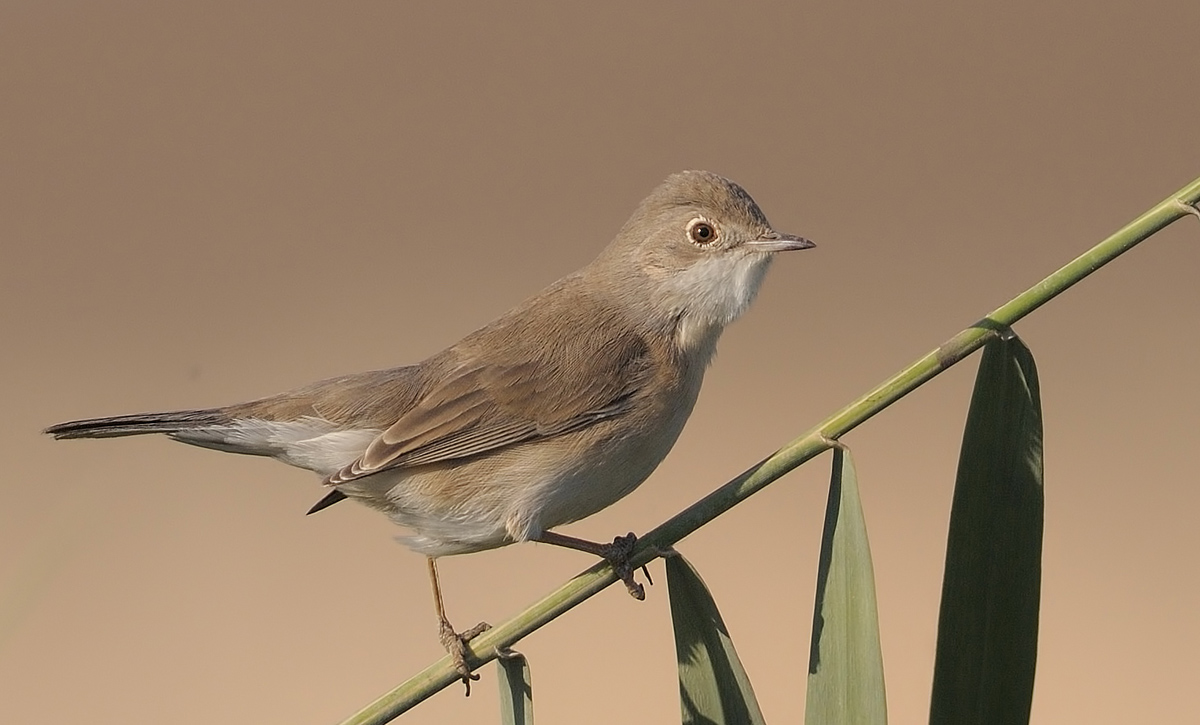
left=521, top=391, right=698, bottom=539
left=338, top=366, right=704, bottom=557
left=531, top=428, right=677, bottom=532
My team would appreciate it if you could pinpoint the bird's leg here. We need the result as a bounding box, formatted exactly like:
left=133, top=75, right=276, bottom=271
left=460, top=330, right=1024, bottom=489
left=535, top=531, right=652, bottom=600
left=427, top=557, right=491, bottom=696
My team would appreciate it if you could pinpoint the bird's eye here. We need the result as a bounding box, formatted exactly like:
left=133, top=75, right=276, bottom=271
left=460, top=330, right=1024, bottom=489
left=687, top=218, right=718, bottom=246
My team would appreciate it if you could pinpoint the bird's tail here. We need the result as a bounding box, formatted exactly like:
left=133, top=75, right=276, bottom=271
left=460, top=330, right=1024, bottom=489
left=44, top=409, right=229, bottom=440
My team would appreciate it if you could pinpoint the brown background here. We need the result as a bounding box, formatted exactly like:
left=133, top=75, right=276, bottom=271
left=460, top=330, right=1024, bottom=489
left=3, top=2, right=1198, bottom=723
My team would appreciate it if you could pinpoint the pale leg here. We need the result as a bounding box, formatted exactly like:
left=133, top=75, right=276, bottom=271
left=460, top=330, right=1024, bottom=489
left=535, top=531, right=651, bottom=599
left=427, top=556, right=491, bottom=696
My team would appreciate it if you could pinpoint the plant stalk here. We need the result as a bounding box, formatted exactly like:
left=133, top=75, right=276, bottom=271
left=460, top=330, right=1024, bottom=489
left=338, top=175, right=1200, bottom=725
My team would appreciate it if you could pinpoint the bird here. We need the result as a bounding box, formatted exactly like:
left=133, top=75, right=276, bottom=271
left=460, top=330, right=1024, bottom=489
left=45, top=170, right=814, bottom=690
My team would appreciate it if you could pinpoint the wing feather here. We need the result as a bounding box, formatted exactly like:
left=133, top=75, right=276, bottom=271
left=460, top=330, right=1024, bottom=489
left=327, top=319, right=655, bottom=485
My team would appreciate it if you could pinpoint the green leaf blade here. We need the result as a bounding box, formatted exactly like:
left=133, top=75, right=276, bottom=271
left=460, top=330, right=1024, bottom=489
left=930, top=335, right=1044, bottom=725
left=497, top=650, right=534, bottom=725
left=805, top=447, right=888, bottom=725
left=667, top=553, right=767, bottom=725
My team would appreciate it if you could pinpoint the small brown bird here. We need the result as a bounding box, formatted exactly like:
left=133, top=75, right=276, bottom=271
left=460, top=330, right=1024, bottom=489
left=46, top=170, right=814, bottom=689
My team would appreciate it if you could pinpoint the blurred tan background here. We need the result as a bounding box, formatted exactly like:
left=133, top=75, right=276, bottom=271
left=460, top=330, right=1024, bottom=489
left=3, top=2, right=1198, bottom=723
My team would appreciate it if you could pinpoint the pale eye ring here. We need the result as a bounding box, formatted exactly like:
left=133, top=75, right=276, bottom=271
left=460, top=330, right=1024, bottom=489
left=686, top=217, right=718, bottom=246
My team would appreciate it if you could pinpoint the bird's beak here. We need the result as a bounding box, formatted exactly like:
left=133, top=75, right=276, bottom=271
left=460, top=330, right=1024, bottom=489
left=745, top=231, right=816, bottom=253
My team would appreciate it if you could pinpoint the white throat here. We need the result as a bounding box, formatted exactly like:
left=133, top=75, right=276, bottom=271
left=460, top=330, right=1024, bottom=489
left=665, top=252, right=773, bottom=356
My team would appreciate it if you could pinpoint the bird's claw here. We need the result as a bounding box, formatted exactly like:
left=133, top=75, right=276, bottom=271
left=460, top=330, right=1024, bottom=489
left=438, top=619, right=491, bottom=696
left=602, top=532, right=651, bottom=600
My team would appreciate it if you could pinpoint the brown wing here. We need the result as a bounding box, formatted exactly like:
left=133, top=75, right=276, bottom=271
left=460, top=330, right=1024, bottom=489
left=326, top=323, right=654, bottom=485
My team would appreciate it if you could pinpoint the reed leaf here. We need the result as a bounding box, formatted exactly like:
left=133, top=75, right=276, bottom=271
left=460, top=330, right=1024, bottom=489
left=667, top=553, right=766, bottom=725
left=930, top=335, right=1043, bottom=725
left=805, top=447, right=887, bottom=724
left=497, top=649, right=534, bottom=725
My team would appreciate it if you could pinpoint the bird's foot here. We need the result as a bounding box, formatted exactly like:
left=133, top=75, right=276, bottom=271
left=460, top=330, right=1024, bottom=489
left=438, top=618, right=492, bottom=696
left=533, top=530, right=656, bottom=599
left=600, top=532, right=653, bottom=600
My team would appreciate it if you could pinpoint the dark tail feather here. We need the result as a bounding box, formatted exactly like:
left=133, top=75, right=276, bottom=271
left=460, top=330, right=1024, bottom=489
left=44, top=409, right=228, bottom=440
left=306, top=489, right=348, bottom=515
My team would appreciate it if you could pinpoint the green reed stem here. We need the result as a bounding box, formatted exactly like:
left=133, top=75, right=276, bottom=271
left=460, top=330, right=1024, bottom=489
left=338, top=176, right=1200, bottom=725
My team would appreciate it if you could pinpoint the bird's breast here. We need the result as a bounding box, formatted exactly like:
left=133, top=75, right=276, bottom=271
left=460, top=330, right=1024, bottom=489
left=519, top=354, right=706, bottom=535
